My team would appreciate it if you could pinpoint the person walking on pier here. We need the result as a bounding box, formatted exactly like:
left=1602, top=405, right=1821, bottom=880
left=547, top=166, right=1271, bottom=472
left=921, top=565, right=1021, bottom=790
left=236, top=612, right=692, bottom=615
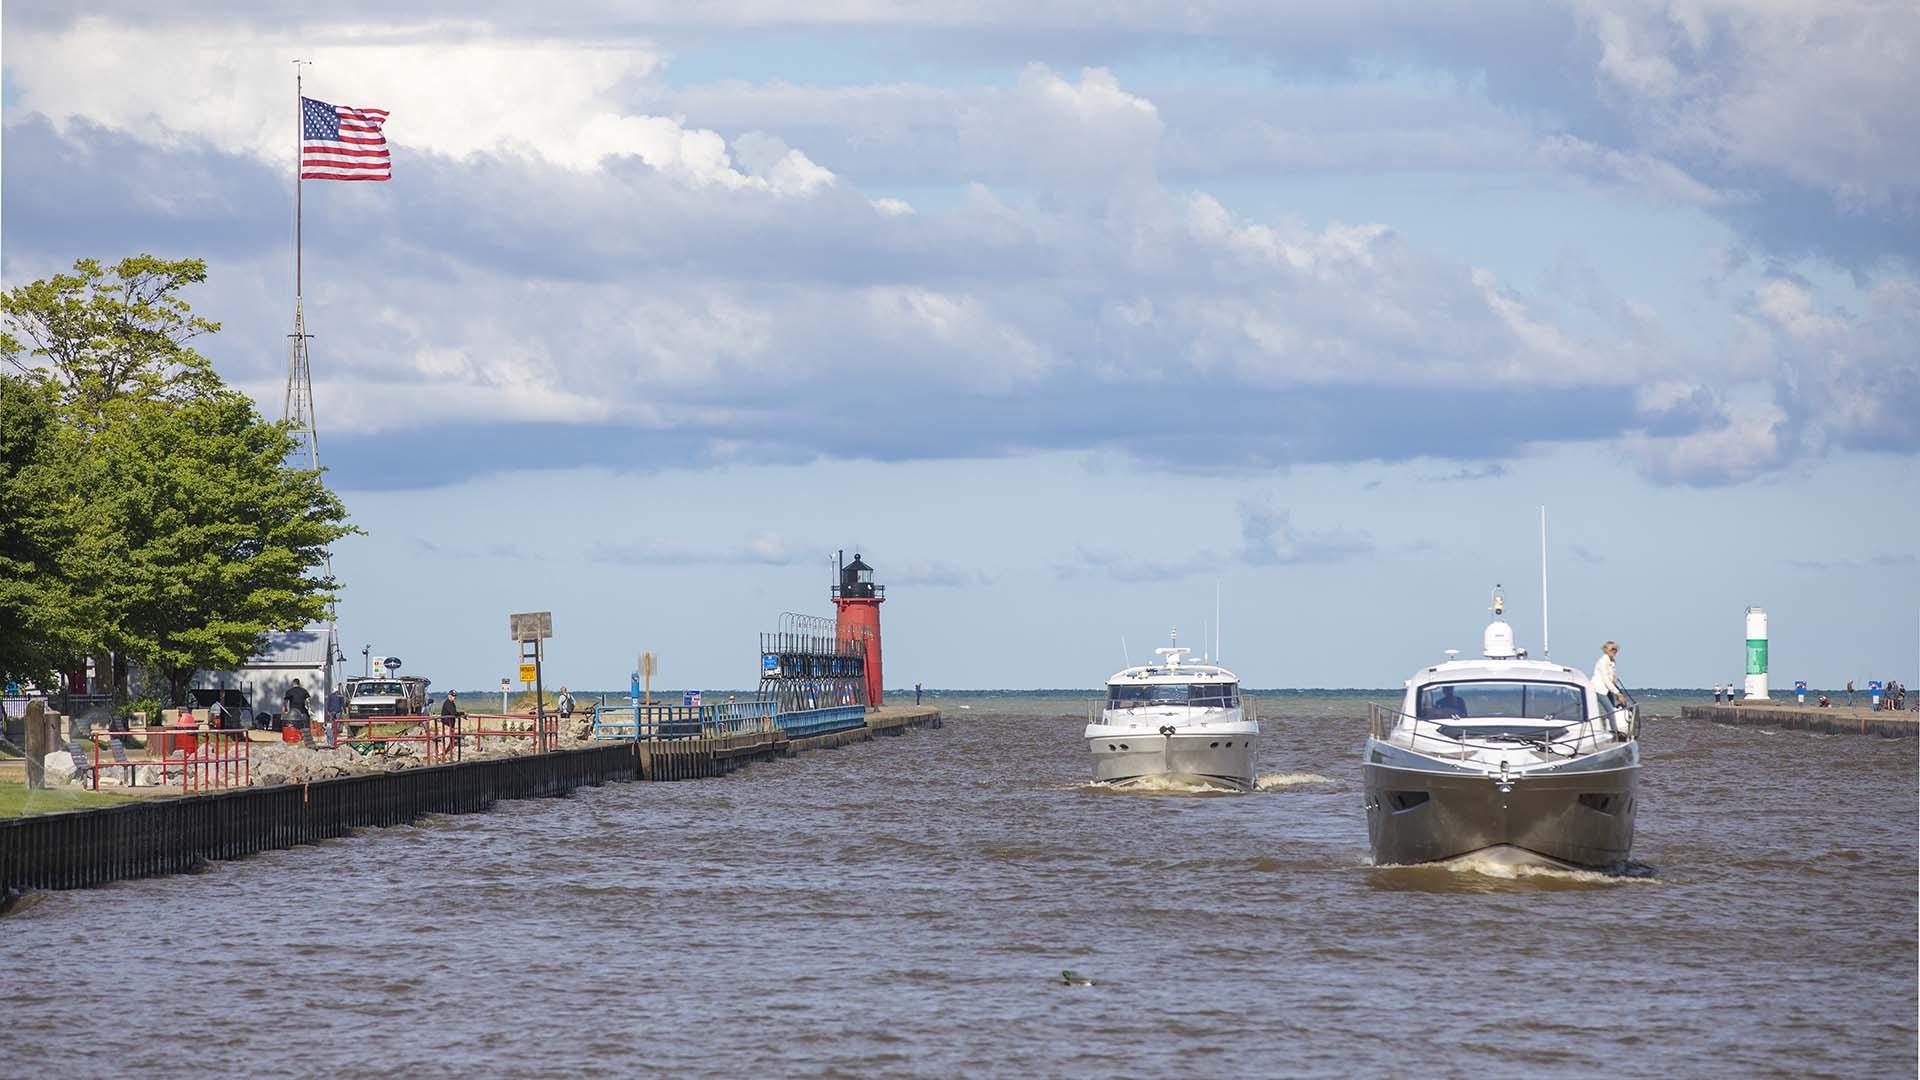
left=1591, top=642, right=1624, bottom=734
left=1846, top=679, right=1855, bottom=706
left=556, top=686, right=575, bottom=720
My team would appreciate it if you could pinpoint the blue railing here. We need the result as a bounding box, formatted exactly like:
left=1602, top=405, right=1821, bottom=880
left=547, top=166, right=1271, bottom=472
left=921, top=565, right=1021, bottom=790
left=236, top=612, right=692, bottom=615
left=774, top=704, right=867, bottom=739
left=592, top=699, right=775, bottom=741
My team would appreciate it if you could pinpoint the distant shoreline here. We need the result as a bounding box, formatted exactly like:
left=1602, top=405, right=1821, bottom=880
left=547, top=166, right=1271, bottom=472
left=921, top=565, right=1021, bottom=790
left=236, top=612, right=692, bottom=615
left=448, top=687, right=1836, bottom=698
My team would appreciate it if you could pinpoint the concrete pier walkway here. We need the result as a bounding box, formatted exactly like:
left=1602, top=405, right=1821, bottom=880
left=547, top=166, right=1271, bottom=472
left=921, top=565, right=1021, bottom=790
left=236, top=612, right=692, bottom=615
left=1681, top=701, right=1917, bottom=738
left=779, top=703, right=941, bottom=754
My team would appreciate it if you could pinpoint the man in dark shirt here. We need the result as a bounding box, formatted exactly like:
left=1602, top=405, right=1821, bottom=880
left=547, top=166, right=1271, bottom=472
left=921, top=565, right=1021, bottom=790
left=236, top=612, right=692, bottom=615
left=439, top=690, right=464, bottom=749
left=284, top=680, right=311, bottom=730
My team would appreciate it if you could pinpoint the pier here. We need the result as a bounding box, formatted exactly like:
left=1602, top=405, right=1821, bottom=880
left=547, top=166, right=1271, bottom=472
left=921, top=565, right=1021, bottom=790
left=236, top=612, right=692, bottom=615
left=0, top=704, right=941, bottom=896
left=1680, top=701, right=1917, bottom=738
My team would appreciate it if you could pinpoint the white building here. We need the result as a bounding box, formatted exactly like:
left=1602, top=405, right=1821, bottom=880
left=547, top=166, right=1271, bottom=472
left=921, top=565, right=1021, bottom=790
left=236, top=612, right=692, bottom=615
left=196, top=626, right=336, bottom=724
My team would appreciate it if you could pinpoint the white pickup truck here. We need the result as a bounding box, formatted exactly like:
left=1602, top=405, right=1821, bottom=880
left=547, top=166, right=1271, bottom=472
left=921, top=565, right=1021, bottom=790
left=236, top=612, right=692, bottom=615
left=346, top=676, right=431, bottom=719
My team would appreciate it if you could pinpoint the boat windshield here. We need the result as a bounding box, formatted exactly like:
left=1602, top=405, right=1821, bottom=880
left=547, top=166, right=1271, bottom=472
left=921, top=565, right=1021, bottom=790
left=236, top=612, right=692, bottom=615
left=1416, top=681, right=1585, bottom=722
left=1108, top=682, right=1239, bottom=708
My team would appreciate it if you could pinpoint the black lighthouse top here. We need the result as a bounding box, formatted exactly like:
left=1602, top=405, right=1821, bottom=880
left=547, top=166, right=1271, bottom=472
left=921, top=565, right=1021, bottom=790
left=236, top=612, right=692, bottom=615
left=834, top=553, right=884, bottom=601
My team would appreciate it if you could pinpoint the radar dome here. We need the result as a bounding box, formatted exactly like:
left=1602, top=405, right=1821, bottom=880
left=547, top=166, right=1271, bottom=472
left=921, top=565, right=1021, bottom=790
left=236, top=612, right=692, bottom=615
left=1483, top=619, right=1518, bottom=659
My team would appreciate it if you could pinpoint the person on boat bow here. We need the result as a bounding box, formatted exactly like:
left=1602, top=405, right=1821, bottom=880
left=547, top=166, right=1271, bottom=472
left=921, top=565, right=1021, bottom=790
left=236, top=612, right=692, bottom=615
left=1590, top=641, right=1626, bottom=738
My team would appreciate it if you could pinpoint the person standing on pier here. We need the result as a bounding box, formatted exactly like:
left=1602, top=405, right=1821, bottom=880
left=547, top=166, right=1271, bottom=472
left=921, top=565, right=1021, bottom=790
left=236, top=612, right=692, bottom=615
left=283, top=679, right=311, bottom=731
left=1846, top=679, right=1855, bottom=706
left=1590, top=642, right=1623, bottom=732
left=439, top=690, right=464, bottom=747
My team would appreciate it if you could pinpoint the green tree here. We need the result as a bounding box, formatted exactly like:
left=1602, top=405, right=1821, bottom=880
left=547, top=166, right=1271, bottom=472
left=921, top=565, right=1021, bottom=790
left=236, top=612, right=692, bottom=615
left=2, top=254, right=357, bottom=705
left=97, top=390, right=354, bottom=704
left=0, top=375, right=103, bottom=689
left=0, top=254, right=222, bottom=434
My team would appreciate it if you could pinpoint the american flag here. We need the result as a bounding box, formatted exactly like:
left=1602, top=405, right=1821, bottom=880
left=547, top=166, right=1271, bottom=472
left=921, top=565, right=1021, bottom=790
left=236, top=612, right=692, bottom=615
left=301, top=96, right=391, bottom=181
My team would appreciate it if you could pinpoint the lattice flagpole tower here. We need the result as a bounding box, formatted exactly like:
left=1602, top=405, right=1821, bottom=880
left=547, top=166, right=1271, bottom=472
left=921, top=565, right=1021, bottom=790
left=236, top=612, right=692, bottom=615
left=285, top=304, right=319, bottom=469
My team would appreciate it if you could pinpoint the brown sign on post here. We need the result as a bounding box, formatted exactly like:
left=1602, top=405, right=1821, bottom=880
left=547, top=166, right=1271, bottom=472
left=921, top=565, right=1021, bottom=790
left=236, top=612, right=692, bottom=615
left=509, top=611, right=553, bottom=642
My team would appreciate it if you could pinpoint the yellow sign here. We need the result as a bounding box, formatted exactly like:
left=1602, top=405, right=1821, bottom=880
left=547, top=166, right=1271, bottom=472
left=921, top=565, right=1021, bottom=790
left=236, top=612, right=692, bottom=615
left=518, top=663, right=538, bottom=683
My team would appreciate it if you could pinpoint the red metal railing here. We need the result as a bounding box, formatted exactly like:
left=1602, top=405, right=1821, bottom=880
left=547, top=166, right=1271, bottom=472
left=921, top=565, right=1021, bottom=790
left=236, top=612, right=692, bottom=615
left=90, top=727, right=252, bottom=793
left=328, top=712, right=560, bottom=761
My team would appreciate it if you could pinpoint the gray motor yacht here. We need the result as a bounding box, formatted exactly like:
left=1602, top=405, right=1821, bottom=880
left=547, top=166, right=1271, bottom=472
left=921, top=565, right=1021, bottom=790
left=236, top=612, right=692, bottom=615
left=1363, top=590, right=1639, bottom=871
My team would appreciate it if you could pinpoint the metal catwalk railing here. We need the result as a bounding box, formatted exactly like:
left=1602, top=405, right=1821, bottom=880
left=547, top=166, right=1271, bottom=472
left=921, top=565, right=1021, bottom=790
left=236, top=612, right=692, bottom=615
left=773, top=704, right=867, bottom=738
left=592, top=699, right=776, bottom=741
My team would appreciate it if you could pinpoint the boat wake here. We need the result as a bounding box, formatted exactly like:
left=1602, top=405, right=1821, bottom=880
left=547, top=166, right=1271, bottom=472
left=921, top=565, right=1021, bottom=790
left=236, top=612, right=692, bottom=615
left=1368, top=853, right=1659, bottom=892
left=1080, top=775, right=1246, bottom=796
left=1254, top=772, right=1335, bottom=791
left=1077, top=772, right=1335, bottom=796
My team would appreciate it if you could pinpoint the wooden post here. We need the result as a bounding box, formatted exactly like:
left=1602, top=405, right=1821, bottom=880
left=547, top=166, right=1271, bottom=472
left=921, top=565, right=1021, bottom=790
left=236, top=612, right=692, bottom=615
left=23, top=699, right=49, bottom=788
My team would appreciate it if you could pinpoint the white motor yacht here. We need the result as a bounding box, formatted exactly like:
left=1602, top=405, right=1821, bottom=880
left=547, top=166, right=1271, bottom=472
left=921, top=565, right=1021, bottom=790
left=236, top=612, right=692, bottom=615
left=1363, top=589, right=1639, bottom=871
left=1086, top=637, right=1258, bottom=791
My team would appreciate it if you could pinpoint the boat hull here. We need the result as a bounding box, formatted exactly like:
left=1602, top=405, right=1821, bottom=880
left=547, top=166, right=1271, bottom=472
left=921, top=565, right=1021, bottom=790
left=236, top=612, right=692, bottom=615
left=1088, top=733, right=1256, bottom=791
left=1363, top=744, right=1638, bottom=871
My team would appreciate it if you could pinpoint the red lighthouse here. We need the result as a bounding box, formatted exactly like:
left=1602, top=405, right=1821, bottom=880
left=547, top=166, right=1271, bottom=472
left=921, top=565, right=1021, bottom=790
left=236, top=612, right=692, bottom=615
left=833, top=551, right=885, bottom=707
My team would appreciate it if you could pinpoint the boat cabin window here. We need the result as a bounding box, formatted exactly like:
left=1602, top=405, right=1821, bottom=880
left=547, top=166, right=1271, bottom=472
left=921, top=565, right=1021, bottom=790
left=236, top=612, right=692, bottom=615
left=1416, top=681, right=1585, bottom=722
left=1108, top=682, right=1239, bottom=708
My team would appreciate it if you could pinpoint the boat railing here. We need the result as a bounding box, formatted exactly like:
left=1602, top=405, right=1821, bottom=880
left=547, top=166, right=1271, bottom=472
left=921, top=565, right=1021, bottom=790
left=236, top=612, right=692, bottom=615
left=1088, top=700, right=1253, bottom=726
left=1367, top=702, right=1637, bottom=759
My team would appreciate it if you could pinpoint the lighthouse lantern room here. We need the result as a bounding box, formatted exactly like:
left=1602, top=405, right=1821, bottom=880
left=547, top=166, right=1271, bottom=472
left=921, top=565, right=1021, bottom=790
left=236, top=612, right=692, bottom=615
left=833, top=551, right=885, bottom=706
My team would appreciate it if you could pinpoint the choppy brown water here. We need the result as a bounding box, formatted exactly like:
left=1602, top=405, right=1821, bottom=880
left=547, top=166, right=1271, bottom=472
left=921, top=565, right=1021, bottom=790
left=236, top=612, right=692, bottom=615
left=5, top=693, right=1916, bottom=1078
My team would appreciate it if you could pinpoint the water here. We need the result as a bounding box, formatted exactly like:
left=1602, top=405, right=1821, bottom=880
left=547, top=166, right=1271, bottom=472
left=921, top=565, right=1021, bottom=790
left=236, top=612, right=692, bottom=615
left=5, top=693, right=1915, bottom=1078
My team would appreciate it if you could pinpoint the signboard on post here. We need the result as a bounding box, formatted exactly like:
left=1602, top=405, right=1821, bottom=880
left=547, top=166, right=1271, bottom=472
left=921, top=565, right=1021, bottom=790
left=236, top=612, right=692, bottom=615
left=1794, top=679, right=1807, bottom=703
left=684, top=690, right=702, bottom=707
left=510, top=612, right=553, bottom=642
left=509, top=611, right=554, bottom=751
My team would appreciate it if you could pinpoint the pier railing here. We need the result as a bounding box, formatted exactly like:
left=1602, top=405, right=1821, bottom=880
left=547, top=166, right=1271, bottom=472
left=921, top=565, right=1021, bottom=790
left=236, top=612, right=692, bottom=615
left=773, top=704, right=867, bottom=738
left=87, top=728, right=253, bottom=793
left=592, top=699, right=776, bottom=741
left=1367, top=702, right=1638, bottom=758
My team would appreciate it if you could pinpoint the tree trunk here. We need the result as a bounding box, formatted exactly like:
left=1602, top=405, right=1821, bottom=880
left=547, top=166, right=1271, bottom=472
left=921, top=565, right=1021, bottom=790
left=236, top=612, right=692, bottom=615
left=113, top=652, right=130, bottom=704
left=166, top=665, right=191, bottom=707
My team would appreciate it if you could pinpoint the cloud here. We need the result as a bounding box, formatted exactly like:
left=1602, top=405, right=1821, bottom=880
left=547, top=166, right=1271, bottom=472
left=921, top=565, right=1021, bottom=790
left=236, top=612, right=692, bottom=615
left=1054, top=501, right=1371, bottom=582
left=1236, top=498, right=1372, bottom=565
left=6, top=15, right=1913, bottom=492
left=587, top=529, right=796, bottom=567
left=1421, top=464, right=1508, bottom=483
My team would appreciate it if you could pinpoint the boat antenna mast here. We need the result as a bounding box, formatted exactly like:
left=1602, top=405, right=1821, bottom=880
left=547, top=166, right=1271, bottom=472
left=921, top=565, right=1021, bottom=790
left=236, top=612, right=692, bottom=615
left=1539, top=505, right=1551, bottom=659
left=1215, top=579, right=1222, bottom=665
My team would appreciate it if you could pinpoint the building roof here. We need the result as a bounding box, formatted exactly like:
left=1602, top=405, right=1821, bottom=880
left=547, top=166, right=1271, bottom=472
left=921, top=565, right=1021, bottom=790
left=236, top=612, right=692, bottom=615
left=246, top=628, right=334, bottom=667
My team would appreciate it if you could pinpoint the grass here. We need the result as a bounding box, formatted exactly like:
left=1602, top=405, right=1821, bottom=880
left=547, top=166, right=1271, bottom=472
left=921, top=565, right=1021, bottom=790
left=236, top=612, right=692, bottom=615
left=0, top=780, right=142, bottom=817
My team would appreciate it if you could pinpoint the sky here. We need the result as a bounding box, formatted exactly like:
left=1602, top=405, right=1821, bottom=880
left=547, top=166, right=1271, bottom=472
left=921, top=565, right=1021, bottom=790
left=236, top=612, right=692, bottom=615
left=2, top=2, right=1916, bottom=691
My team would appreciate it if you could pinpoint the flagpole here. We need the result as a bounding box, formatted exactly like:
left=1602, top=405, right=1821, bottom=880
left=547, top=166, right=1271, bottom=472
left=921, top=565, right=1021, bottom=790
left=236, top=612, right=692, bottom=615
left=295, top=59, right=305, bottom=304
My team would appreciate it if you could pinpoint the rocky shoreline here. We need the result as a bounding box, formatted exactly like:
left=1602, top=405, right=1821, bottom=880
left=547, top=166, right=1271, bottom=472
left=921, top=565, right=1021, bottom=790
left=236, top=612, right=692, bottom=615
left=32, top=714, right=599, bottom=792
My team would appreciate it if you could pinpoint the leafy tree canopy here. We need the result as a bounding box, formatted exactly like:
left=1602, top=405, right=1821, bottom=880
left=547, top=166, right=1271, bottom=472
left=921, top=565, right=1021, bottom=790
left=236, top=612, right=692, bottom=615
left=0, top=254, right=222, bottom=433
left=0, top=255, right=357, bottom=703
